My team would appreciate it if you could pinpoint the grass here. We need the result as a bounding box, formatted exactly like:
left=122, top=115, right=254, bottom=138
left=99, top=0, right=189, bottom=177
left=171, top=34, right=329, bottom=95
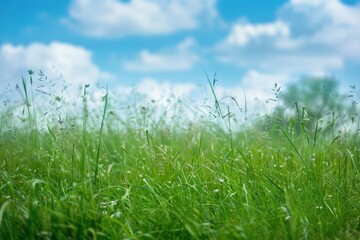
left=0, top=71, right=360, bottom=239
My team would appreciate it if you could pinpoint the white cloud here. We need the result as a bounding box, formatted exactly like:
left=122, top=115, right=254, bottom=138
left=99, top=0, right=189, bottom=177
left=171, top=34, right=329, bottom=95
left=135, top=78, right=196, bottom=103
left=240, top=70, right=289, bottom=100
left=289, top=0, right=360, bottom=26
left=0, top=41, right=112, bottom=92
left=216, top=70, right=289, bottom=102
left=123, top=37, right=199, bottom=71
left=216, top=0, right=360, bottom=75
left=200, top=70, right=291, bottom=120
left=63, top=0, right=218, bottom=37
left=283, top=0, right=360, bottom=56
left=113, top=78, right=198, bottom=121
left=221, top=21, right=291, bottom=47
left=112, top=72, right=287, bottom=121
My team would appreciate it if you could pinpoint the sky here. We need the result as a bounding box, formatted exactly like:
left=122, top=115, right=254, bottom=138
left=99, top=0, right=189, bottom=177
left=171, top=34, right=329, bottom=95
left=0, top=0, right=360, bottom=112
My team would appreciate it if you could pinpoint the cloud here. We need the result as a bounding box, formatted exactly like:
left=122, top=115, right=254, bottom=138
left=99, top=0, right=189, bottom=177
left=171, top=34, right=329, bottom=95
left=126, top=78, right=196, bottom=102
left=216, top=70, right=289, bottom=102
left=284, top=0, right=360, bottom=58
left=216, top=0, right=360, bottom=75
left=138, top=78, right=195, bottom=98
left=239, top=70, right=290, bottom=100
left=63, top=0, right=218, bottom=37
left=0, top=41, right=112, bottom=92
left=202, top=70, right=291, bottom=119
left=123, top=37, right=198, bottom=71
left=220, top=21, right=291, bottom=47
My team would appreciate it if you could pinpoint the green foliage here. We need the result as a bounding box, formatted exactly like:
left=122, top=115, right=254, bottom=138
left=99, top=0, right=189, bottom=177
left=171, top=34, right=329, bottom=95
left=260, top=77, right=359, bottom=148
left=283, top=78, right=342, bottom=118
left=0, top=71, right=359, bottom=239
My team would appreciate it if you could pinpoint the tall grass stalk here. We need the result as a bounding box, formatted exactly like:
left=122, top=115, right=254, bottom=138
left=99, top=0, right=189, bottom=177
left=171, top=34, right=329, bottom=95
left=80, top=84, right=90, bottom=178
left=21, top=76, right=32, bottom=128
left=203, top=69, right=236, bottom=154
left=93, top=88, right=109, bottom=184
left=21, top=70, right=40, bottom=148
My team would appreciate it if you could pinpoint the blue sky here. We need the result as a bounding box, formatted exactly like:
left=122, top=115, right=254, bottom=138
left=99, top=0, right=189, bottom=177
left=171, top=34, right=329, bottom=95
left=0, top=0, right=359, bottom=107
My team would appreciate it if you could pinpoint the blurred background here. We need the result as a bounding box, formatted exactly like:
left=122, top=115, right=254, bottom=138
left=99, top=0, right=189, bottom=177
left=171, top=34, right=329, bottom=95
left=0, top=0, right=359, bottom=114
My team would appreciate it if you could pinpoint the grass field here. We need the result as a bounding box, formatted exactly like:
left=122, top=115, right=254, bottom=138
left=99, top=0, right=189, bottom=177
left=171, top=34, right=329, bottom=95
left=0, top=72, right=359, bottom=239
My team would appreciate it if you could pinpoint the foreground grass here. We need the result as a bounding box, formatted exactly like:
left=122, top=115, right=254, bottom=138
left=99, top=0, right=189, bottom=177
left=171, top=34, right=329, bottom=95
left=0, top=77, right=360, bottom=239
left=1, top=117, right=359, bottom=239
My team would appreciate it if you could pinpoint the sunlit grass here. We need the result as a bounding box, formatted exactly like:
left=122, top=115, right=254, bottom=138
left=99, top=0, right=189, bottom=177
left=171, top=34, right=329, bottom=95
left=0, top=71, right=359, bottom=239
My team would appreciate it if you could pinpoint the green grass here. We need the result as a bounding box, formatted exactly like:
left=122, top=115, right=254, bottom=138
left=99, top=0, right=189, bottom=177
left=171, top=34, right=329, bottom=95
left=0, top=73, right=359, bottom=239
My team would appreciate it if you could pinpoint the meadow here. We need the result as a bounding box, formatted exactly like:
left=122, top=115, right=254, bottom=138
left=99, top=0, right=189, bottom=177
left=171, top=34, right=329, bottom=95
left=0, top=71, right=359, bottom=239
